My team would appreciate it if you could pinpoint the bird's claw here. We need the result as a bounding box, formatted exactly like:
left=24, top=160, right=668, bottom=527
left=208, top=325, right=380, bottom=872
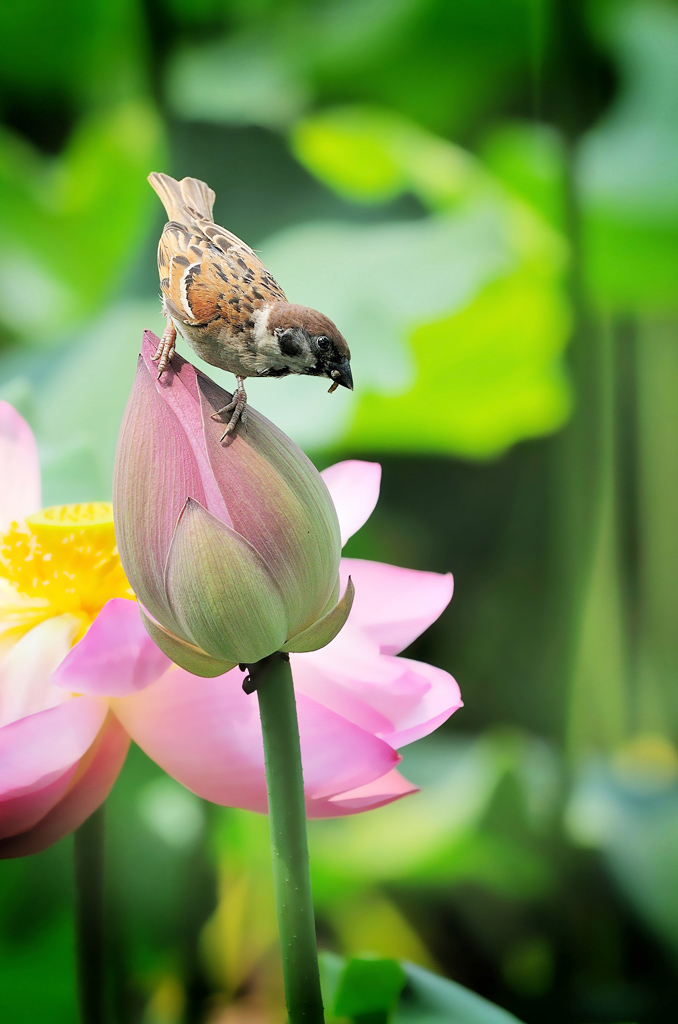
left=211, top=400, right=237, bottom=422
left=212, top=379, right=247, bottom=442
left=152, top=322, right=177, bottom=377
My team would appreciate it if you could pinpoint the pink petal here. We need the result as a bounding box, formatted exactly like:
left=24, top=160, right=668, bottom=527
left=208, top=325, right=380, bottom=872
left=321, top=461, right=381, bottom=546
left=0, top=615, right=80, bottom=727
left=340, top=558, right=453, bottom=654
left=0, top=714, right=129, bottom=858
left=292, top=646, right=461, bottom=748
left=0, top=402, right=41, bottom=531
left=309, top=768, right=418, bottom=817
left=0, top=761, right=79, bottom=839
left=0, top=695, right=108, bottom=796
left=53, top=599, right=171, bottom=697
left=291, top=638, right=402, bottom=738
left=374, top=657, right=462, bottom=748
left=113, top=666, right=399, bottom=812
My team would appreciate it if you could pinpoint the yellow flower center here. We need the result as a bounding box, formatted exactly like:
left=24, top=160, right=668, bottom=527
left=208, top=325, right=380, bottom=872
left=0, top=502, right=134, bottom=645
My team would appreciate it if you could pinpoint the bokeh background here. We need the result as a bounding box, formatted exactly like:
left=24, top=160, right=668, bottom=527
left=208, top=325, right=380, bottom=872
left=1, top=0, right=677, bottom=1021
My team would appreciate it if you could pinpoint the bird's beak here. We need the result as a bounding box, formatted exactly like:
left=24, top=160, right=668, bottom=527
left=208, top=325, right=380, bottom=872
left=329, top=359, right=353, bottom=391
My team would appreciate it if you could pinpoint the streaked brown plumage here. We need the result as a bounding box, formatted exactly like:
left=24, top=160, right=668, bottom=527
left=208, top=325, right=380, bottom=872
left=148, top=173, right=353, bottom=438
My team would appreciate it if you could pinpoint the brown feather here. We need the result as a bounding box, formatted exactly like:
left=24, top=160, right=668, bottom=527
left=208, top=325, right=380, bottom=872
left=149, top=172, right=287, bottom=326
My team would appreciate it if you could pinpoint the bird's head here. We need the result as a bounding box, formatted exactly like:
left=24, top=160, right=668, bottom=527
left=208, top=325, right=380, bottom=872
left=266, top=303, right=353, bottom=391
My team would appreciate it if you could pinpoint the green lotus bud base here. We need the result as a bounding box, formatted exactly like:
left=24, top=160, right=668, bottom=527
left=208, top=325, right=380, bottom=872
left=250, top=652, right=325, bottom=1023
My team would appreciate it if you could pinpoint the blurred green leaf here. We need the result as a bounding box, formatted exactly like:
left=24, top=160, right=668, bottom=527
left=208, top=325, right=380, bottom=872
left=308, top=734, right=556, bottom=901
left=480, top=122, right=566, bottom=230
left=291, top=106, right=478, bottom=208
left=567, top=738, right=678, bottom=956
left=276, top=106, right=572, bottom=456
left=0, top=912, right=77, bottom=1024
left=254, top=182, right=570, bottom=457
left=323, top=954, right=406, bottom=1020
left=104, top=745, right=216, bottom=994
left=348, top=260, right=571, bottom=457
left=0, top=0, right=148, bottom=109
left=635, top=320, right=678, bottom=737
left=0, top=101, right=165, bottom=341
left=396, top=961, right=525, bottom=1023
left=578, top=1, right=678, bottom=310
left=0, top=299, right=163, bottom=504
left=322, top=955, right=525, bottom=1024
left=160, top=0, right=548, bottom=138
left=166, top=34, right=309, bottom=129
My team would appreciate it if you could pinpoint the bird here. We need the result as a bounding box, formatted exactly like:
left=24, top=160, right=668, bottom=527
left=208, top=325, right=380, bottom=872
left=147, top=172, right=353, bottom=439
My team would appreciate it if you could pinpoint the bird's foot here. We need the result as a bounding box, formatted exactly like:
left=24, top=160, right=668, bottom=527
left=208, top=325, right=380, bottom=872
left=152, top=321, right=177, bottom=378
left=211, top=376, right=248, bottom=441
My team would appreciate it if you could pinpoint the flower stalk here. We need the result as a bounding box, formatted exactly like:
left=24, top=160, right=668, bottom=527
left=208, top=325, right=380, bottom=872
left=73, top=804, right=107, bottom=1024
left=251, top=653, right=324, bottom=1023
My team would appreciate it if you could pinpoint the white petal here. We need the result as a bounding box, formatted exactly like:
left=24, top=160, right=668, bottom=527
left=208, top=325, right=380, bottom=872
left=0, top=615, right=80, bottom=727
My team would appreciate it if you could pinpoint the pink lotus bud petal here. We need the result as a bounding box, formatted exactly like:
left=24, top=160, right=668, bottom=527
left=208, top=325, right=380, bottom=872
left=164, top=498, right=288, bottom=665
left=114, top=355, right=208, bottom=636
left=196, top=372, right=341, bottom=635
left=283, top=578, right=355, bottom=653
left=114, top=334, right=346, bottom=671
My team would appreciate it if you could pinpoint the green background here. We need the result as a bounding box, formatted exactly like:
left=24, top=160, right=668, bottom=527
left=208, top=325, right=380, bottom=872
left=1, top=0, right=677, bottom=1021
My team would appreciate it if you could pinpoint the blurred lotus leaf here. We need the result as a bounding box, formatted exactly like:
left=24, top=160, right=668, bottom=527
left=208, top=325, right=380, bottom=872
left=322, top=952, right=406, bottom=1021
left=161, top=0, right=546, bottom=138
left=397, top=960, right=525, bottom=1023
left=307, top=733, right=557, bottom=901
left=480, top=122, right=567, bottom=231
left=291, top=106, right=478, bottom=208
left=578, top=1, right=678, bottom=310
left=348, top=260, right=571, bottom=457
left=258, top=113, right=571, bottom=456
left=0, top=0, right=147, bottom=111
left=0, top=913, right=78, bottom=1024
left=166, top=34, right=309, bottom=129
left=0, top=300, right=163, bottom=504
left=321, top=953, right=525, bottom=1024
left=566, top=736, right=678, bottom=956
left=0, top=101, right=165, bottom=342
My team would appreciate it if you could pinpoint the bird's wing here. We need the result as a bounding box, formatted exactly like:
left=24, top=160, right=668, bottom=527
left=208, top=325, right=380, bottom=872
left=158, top=219, right=286, bottom=326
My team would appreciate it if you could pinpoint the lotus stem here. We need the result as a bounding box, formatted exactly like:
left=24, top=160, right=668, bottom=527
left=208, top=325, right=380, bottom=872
left=74, top=804, right=107, bottom=1024
left=252, top=653, right=324, bottom=1023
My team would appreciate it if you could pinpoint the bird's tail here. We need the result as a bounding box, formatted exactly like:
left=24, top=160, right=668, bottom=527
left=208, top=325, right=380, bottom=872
left=148, top=172, right=216, bottom=222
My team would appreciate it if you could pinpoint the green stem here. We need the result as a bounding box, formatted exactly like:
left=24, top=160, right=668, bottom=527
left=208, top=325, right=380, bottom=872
left=251, top=653, right=324, bottom=1024
left=636, top=317, right=678, bottom=735
left=74, top=804, right=107, bottom=1024
left=566, top=317, right=629, bottom=755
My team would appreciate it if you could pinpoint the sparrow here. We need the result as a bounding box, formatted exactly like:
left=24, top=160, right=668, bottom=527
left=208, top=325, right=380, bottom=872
left=148, top=172, right=353, bottom=438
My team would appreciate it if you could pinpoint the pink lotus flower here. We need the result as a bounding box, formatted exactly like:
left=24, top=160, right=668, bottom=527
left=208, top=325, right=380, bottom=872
left=0, top=402, right=137, bottom=857
left=0, top=398, right=460, bottom=856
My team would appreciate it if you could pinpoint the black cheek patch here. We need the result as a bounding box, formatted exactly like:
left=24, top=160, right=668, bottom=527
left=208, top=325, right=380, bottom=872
left=278, top=332, right=302, bottom=358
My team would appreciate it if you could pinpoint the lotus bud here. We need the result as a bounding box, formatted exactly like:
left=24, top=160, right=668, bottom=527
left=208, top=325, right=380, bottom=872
left=113, top=332, right=353, bottom=676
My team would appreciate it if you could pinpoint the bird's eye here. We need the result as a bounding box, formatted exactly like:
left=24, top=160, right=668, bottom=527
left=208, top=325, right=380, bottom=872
left=317, top=336, right=330, bottom=350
